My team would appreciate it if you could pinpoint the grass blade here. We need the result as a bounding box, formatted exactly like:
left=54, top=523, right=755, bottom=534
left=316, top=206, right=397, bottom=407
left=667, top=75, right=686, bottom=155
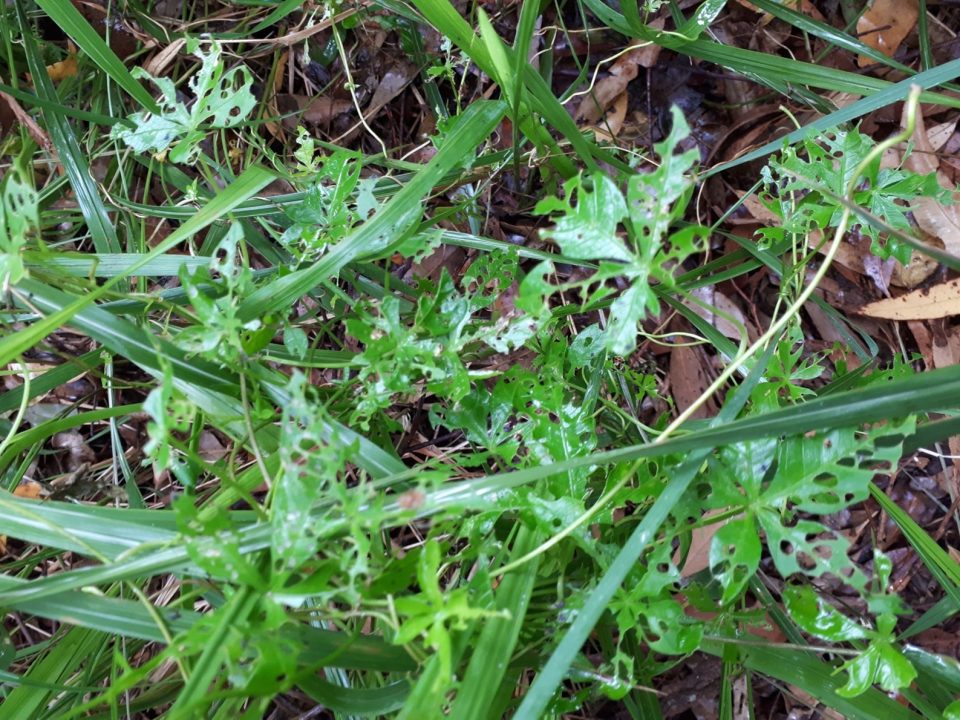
left=450, top=525, right=541, bottom=719
left=33, top=0, right=159, bottom=112
left=18, top=0, right=120, bottom=254
left=701, top=640, right=922, bottom=720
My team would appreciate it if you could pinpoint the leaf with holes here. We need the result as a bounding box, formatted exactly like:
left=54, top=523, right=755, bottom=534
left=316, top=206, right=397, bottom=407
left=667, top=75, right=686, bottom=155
left=111, top=39, right=255, bottom=163
left=763, top=418, right=913, bottom=515
left=784, top=585, right=871, bottom=642
left=527, top=106, right=706, bottom=356
left=709, top=515, right=761, bottom=605
left=639, top=598, right=703, bottom=655
left=535, top=173, right=631, bottom=262
left=760, top=514, right=868, bottom=591
left=785, top=587, right=917, bottom=697
left=0, top=162, right=38, bottom=291
left=271, top=373, right=348, bottom=578
left=763, top=125, right=949, bottom=263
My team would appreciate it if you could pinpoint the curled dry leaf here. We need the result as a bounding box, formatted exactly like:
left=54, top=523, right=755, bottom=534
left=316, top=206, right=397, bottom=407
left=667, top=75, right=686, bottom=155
left=13, top=480, right=43, bottom=500
left=143, top=39, right=188, bottom=78
left=590, top=91, right=628, bottom=141
left=363, top=62, right=418, bottom=119
left=890, top=249, right=939, bottom=288
left=902, top=109, right=960, bottom=257
left=574, top=30, right=663, bottom=125
left=685, top=286, right=747, bottom=341
left=277, top=94, right=354, bottom=130
left=858, top=277, right=960, bottom=320
left=856, top=0, right=919, bottom=67
left=52, top=430, right=96, bottom=470
left=668, top=343, right=714, bottom=420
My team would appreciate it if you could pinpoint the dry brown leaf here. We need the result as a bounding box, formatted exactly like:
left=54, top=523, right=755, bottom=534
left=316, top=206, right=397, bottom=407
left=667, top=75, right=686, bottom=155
left=679, top=509, right=735, bottom=577
left=574, top=30, right=662, bottom=125
left=685, top=286, right=746, bottom=342
left=907, top=320, right=934, bottom=363
left=143, top=39, right=187, bottom=78
left=890, top=249, right=939, bottom=288
left=859, top=278, right=960, bottom=320
left=590, top=91, right=628, bottom=141
left=46, top=44, right=78, bottom=82
left=25, top=45, right=78, bottom=85
left=277, top=94, right=354, bottom=130
left=13, top=480, right=43, bottom=499
left=857, top=0, right=919, bottom=67
left=902, top=110, right=960, bottom=257
left=927, top=119, right=958, bottom=152
left=0, top=83, right=51, bottom=152
left=668, top=343, right=713, bottom=420
left=364, top=62, right=418, bottom=119
left=931, top=330, right=960, bottom=368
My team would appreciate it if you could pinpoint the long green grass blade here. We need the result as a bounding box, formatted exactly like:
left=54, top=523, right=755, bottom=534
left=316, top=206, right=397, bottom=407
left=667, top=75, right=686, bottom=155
left=451, top=525, right=541, bottom=719
left=420, top=360, right=960, bottom=514
left=18, top=0, right=120, bottom=254
left=297, top=677, right=411, bottom=715
left=1, top=627, right=102, bottom=719
left=33, top=0, right=159, bottom=112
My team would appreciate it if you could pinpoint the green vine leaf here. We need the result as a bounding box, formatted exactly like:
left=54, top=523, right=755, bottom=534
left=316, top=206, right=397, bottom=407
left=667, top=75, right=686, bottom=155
left=111, top=39, right=256, bottom=163
left=525, top=107, right=706, bottom=356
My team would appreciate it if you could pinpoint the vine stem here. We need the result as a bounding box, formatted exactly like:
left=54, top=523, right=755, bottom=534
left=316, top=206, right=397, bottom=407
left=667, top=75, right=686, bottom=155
left=654, top=84, right=923, bottom=446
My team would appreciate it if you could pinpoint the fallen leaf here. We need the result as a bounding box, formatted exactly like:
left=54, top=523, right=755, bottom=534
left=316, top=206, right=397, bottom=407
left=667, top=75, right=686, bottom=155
left=927, top=119, right=958, bottom=152
left=890, top=248, right=939, bottom=288
left=25, top=44, right=78, bottom=85
left=931, top=329, right=960, bottom=368
left=668, top=343, right=713, bottom=419
left=0, top=82, right=52, bottom=151
left=590, top=90, right=628, bottom=141
left=685, top=286, right=747, bottom=342
left=859, top=278, right=960, bottom=320
left=277, top=94, right=354, bottom=130
left=857, top=0, right=919, bottom=67
left=45, top=51, right=78, bottom=82
left=364, top=62, right=418, bottom=119
left=13, top=480, right=43, bottom=499
left=574, top=31, right=662, bottom=125
left=679, top=509, right=734, bottom=577
left=901, top=110, right=960, bottom=257
left=143, top=39, right=187, bottom=78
